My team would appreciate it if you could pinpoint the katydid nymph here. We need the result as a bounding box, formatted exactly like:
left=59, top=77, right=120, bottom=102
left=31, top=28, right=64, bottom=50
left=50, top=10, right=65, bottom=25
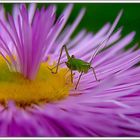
left=48, top=10, right=123, bottom=89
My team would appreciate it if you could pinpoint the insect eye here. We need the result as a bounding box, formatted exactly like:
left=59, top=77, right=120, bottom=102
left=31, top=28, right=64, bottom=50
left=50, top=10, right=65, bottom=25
left=71, top=55, right=75, bottom=58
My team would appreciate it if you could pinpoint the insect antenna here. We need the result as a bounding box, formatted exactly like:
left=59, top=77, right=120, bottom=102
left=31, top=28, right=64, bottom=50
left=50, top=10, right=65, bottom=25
left=89, top=10, right=123, bottom=64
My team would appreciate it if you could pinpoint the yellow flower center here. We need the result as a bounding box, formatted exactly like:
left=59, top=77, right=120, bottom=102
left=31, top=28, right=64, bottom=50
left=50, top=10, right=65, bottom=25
left=0, top=57, right=73, bottom=107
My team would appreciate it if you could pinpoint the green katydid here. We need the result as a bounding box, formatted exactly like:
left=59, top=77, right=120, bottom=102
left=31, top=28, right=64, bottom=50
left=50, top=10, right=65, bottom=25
left=48, top=10, right=123, bottom=89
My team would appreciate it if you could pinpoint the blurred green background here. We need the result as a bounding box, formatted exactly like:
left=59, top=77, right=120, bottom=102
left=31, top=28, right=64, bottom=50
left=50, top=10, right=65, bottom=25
left=3, top=3, right=140, bottom=46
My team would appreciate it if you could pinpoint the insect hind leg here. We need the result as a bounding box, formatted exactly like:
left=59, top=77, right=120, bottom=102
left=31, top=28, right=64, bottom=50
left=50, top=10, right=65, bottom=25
left=50, top=45, right=70, bottom=74
left=47, top=62, right=65, bottom=74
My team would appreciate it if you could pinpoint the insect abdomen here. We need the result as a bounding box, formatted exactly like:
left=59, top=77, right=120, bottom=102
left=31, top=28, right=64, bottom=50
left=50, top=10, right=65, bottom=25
left=66, top=58, right=90, bottom=73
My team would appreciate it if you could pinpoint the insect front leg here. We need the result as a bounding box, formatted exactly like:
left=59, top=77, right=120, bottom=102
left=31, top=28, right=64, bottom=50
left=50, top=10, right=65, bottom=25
left=75, top=72, right=83, bottom=90
left=91, top=67, right=100, bottom=81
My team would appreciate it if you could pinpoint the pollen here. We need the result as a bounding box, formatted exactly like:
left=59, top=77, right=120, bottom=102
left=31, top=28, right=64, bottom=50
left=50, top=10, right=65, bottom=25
left=0, top=57, right=73, bottom=107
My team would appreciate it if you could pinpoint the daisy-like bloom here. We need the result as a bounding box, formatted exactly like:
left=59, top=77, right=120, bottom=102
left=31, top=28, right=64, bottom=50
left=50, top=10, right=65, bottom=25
left=0, top=3, right=140, bottom=136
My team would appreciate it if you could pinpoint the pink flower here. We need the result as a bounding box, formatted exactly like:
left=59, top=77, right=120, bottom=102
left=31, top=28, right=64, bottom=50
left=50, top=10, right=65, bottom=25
left=0, top=3, right=139, bottom=136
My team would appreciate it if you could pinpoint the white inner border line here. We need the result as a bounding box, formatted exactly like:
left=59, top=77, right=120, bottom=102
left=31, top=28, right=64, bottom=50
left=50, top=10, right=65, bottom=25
left=0, top=1, right=140, bottom=140
left=0, top=0, right=140, bottom=3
